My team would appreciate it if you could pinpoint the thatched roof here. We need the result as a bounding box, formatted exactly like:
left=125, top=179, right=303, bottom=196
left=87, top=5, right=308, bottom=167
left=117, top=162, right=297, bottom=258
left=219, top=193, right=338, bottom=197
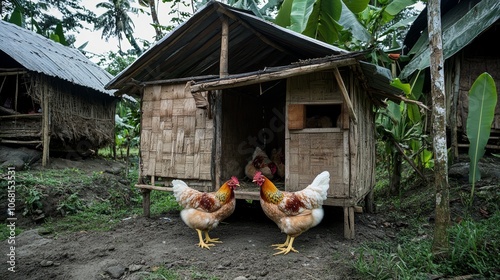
left=0, top=20, right=116, bottom=98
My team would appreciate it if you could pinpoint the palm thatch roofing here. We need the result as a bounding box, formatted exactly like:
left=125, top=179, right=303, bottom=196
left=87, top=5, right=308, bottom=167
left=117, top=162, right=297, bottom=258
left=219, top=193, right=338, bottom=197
left=106, top=0, right=402, bottom=101
left=0, top=19, right=116, bottom=97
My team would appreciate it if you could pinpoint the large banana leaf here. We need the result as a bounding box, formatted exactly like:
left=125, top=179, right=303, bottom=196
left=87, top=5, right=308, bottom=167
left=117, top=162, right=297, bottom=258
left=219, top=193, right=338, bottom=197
left=303, top=0, right=343, bottom=44
left=467, top=72, right=498, bottom=183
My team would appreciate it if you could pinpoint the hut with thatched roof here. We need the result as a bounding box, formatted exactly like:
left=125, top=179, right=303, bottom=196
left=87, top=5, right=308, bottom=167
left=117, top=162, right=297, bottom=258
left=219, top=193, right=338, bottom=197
left=107, top=1, right=404, bottom=239
left=0, top=20, right=118, bottom=165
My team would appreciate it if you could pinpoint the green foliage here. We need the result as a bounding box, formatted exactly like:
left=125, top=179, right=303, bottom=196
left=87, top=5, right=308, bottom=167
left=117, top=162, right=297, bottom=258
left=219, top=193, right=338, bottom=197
left=466, top=73, right=498, bottom=187
left=42, top=201, right=141, bottom=234
left=57, top=193, right=87, bottom=216
left=22, top=187, right=44, bottom=216
left=355, top=239, right=438, bottom=279
left=150, top=191, right=182, bottom=215
left=355, top=177, right=500, bottom=280
left=274, top=0, right=420, bottom=59
left=0, top=224, right=22, bottom=242
left=354, top=213, right=500, bottom=279
left=446, top=213, right=500, bottom=278
left=1, top=0, right=97, bottom=46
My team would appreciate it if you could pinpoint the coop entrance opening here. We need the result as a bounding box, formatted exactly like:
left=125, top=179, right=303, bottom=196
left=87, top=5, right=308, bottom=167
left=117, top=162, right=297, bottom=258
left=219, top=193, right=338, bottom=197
left=220, top=80, right=286, bottom=186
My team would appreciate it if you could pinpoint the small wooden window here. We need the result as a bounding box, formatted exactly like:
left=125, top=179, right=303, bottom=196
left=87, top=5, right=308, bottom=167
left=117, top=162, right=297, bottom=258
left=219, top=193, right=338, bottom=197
left=288, top=104, right=342, bottom=130
left=305, top=104, right=341, bottom=128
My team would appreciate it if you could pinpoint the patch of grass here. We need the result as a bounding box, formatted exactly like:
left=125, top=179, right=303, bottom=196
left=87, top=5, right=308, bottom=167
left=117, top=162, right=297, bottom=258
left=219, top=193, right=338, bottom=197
left=0, top=224, right=23, bottom=241
left=42, top=201, right=141, bottom=234
left=149, top=191, right=182, bottom=215
left=445, top=212, right=500, bottom=278
left=141, top=266, right=179, bottom=280
left=354, top=211, right=500, bottom=279
left=355, top=233, right=439, bottom=280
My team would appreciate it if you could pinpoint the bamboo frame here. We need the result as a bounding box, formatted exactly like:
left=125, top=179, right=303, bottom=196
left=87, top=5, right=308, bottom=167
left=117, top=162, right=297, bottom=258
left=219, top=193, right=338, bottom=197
left=190, top=58, right=358, bottom=93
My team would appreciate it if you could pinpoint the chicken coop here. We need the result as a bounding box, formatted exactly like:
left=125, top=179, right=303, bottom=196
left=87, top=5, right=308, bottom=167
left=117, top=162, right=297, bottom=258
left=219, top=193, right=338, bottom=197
left=106, top=1, right=402, bottom=239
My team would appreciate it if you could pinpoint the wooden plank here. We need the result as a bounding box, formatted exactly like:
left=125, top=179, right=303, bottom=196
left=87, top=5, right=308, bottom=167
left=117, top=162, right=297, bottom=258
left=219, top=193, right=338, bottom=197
left=191, top=58, right=358, bottom=93
left=287, top=104, right=305, bottom=130
left=136, top=184, right=173, bottom=191
left=333, top=68, right=357, bottom=124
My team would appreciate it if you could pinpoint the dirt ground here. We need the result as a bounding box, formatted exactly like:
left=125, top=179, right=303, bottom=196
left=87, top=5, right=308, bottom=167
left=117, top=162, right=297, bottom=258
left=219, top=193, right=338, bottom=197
left=1, top=156, right=480, bottom=280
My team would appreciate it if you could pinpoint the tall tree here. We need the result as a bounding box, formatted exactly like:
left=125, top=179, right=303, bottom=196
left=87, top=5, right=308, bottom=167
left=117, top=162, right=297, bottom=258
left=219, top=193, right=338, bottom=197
left=95, top=0, right=143, bottom=55
left=427, top=0, right=450, bottom=257
left=138, top=0, right=162, bottom=40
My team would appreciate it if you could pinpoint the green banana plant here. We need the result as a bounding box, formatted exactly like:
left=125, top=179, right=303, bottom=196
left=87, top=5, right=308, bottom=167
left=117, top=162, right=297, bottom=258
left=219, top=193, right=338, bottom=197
left=466, top=72, right=498, bottom=201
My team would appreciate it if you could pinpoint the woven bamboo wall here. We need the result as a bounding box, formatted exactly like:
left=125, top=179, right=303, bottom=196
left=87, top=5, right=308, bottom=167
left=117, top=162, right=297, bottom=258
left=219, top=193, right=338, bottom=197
left=348, top=71, right=376, bottom=201
left=25, top=74, right=115, bottom=147
left=140, top=84, right=213, bottom=180
left=285, top=70, right=350, bottom=197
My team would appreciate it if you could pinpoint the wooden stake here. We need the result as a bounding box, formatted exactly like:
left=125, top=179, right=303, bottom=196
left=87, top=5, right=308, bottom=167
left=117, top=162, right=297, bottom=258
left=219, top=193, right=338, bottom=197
left=333, top=68, right=358, bottom=125
left=41, top=82, right=50, bottom=167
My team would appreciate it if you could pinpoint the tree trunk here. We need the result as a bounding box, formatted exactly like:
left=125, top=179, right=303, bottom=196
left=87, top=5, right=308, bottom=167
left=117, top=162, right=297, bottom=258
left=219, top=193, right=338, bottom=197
left=389, top=152, right=402, bottom=195
left=427, top=0, right=451, bottom=258
left=126, top=31, right=143, bottom=56
left=148, top=0, right=163, bottom=40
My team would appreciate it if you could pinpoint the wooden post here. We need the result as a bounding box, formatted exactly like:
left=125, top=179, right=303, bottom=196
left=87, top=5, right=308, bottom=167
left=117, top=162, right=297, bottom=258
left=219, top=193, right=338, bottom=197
left=450, top=56, right=461, bottom=162
left=41, top=82, right=50, bottom=167
left=220, top=15, right=229, bottom=77
left=343, top=206, right=355, bottom=239
left=365, top=189, right=375, bottom=213
left=14, top=74, right=18, bottom=112
left=142, top=189, right=151, bottom=218
left=213, top=15, right=229, bottom=188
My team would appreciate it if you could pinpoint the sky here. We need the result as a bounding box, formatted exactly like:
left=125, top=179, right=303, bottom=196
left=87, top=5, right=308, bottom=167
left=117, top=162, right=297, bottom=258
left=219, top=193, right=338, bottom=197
left=72, top=0, right=191, bottom=59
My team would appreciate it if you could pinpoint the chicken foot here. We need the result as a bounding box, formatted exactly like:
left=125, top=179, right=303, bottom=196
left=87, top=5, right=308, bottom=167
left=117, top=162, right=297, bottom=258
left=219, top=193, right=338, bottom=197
left=195, top=229, right=215, bottom=249
left=204, top=232, right=222, bottom=244
left=273, top=236, right=299, bottom=255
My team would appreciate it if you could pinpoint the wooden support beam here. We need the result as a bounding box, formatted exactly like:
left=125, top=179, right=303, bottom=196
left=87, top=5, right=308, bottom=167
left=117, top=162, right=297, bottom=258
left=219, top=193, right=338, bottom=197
left=190, top=58, right=357, bottom=93
left=142, top=189, right=151, bottom=218
left=0, top=140, right=42, bottom=145
left=14, top=74, right=18, bottom=112
left=333, top=68, right=357, bottom=125
left=135, top=184, right=173, bottom=191
left=41, top=83, right=50, bottom=167
left=343, top=206, right=355, bottom=239
left=212, top=14, right=229, bottom=189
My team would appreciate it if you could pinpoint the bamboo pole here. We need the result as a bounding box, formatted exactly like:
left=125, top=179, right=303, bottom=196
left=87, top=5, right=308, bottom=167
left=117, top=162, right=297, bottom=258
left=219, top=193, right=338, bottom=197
left=42, top=82, right=50, bottom=167
left=212, top=15, right=229, bottom=189
left=333, top=68, right=357, bottom=124
left=190, top=58, right=358, bottom=93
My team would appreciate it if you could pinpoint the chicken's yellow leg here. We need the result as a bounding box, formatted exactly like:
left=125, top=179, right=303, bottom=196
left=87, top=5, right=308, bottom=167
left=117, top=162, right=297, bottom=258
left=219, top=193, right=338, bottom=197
left=271, top=235, right=290, bottom=248
left=195, top=229, right=214, bottom=249
left=204, top=231, right=221, bottom=243
left=273, top=236, right=299, bottom=255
